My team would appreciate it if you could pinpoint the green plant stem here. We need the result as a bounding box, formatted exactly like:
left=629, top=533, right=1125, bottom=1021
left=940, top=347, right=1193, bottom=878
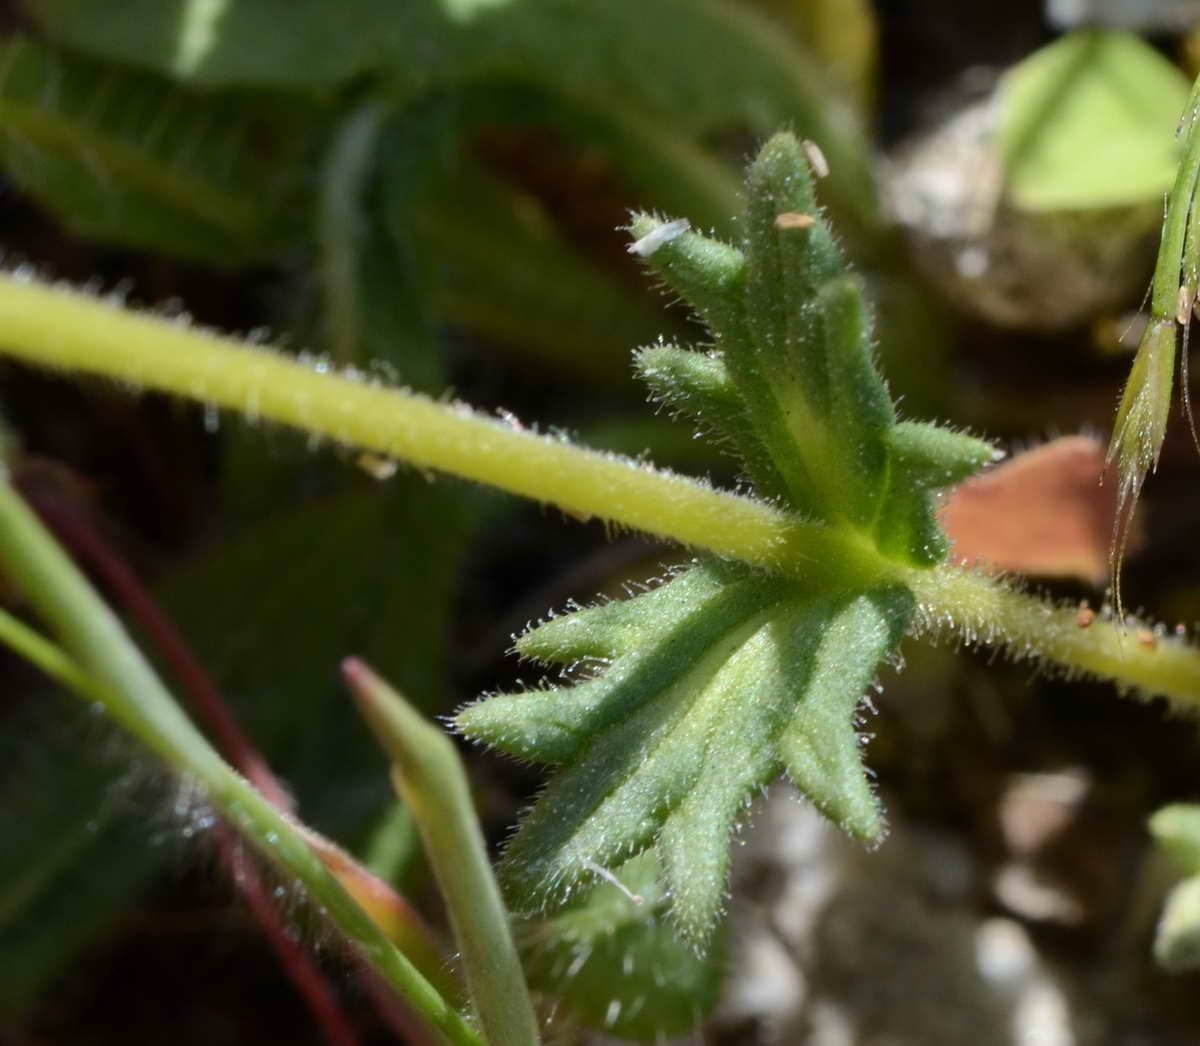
left=1152, top=73, right=1200, bottom=319
left=0, top=602, right=107, bottom=701
left=0, top=475, right=480, bottom=1046
left=1, top=275, right=1199, bottom=706
left=905, top=565, right=1200, bottom=710
left=345, top=659, right=541, bottom=1046
left=0, top=274, right=872, bottom=578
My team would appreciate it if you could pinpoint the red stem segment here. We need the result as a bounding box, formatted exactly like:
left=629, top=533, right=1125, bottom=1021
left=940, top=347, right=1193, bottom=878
left=22, top=481, right=293, bottom=810
left=217, top=825, right=363, bottom=1046
left=16, top=474, right=438, bottom=1046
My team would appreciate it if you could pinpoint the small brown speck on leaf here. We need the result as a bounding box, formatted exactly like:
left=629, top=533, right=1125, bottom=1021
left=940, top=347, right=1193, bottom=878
left=801, top=139, right=829, bottom=178
left=775, top=212, right=815, bottom=230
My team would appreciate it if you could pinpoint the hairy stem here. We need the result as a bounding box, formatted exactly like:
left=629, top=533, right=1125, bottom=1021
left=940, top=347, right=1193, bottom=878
left=19, top=477, right=457, bottom=1036
left=23, top=480, right=292, bottom=809
left=907, top=565, right=1200, bottom=711
left=1151, top=73, right=1200, bottom=320
left=1, top=274, right=1199, bottom=707
left=0, top=274, right=876, bottom=579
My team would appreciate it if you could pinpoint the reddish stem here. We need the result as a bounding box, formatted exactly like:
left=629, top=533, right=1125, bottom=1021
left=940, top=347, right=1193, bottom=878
left=216, top=826, right=363, bottom=1046
left=17, top=473, right=439, bottom=1045
left=22, top=481, right=292, bottom=810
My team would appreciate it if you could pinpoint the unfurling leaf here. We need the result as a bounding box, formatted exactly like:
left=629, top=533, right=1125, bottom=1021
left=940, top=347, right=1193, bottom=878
left=459, top=133, right=993, bottom=947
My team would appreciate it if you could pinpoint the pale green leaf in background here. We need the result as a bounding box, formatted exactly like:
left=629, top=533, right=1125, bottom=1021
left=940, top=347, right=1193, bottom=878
left=998, top=30, right=1189, bottom=211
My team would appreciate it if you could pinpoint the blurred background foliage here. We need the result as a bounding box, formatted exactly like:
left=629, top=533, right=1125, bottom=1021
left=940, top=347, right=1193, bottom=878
left=7, top=1, right=1200, bottom=1043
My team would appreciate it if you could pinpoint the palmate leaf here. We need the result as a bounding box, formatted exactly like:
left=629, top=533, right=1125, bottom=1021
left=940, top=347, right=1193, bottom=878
left=458, top=132, right=995, bottom=946
left=460, top=561, right=912, bottom=944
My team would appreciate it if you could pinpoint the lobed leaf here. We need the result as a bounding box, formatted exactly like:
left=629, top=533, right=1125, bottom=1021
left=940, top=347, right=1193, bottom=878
left=460, top=132, right=994, bottom=949
left=458, top=560, right=912, bottom=944
left=629, top=134, right=996, bottom=561
left=634, top=345, right=790, bottom=500
left=874, top=421, right=998, bottom=565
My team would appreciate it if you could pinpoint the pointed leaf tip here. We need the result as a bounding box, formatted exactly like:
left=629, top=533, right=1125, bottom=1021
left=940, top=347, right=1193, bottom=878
left=1109, top=318, right=1176, bottom=494
left=1108, top=318, right=1176, bottom=617
left=780, top=584, right=913, bottom=846
left=470, top=563, right=912, bottom=947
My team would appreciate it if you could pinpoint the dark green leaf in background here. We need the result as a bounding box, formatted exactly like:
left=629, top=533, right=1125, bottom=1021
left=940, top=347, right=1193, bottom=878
left=27, top=0, right=877, bottom=232
left=0, top=701, right=164, bottom=1017
left=157, top=474, right=476, bottom=847
left=0, top=37, right=313, bottom=264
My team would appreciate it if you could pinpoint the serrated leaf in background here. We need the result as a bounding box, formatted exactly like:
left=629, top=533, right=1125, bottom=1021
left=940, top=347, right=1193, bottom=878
left=27, top=0, right=877, bottom=233
left=0, top=37, right=312, bottom=265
